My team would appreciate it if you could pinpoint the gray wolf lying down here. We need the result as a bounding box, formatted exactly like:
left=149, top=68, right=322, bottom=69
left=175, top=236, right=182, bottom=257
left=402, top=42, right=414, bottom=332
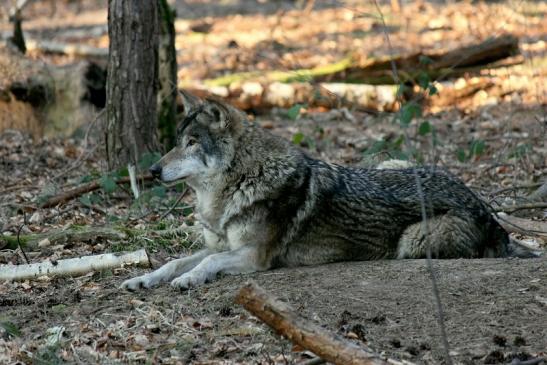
left=121, top=98, right=530, bottom=291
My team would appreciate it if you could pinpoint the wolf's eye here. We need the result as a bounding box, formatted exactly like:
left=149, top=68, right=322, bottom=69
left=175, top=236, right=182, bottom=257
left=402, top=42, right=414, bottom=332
left=187, top=138, right=197, bottom=147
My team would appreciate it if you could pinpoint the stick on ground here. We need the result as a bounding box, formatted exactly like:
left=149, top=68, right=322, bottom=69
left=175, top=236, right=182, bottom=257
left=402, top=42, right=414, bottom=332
left=41, top=175, right=154, bottom=208
left=0, top=249, right=150, bottom=281
left=235, top=281, right=395, bottom=365
left=495, top=213, right=547, bottom=238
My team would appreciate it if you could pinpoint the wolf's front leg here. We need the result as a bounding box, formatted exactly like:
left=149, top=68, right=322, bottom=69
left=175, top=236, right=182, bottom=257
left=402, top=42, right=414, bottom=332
left=121, top=249, right=211, bottom=291
left=170, top=246, right=264, bottom=290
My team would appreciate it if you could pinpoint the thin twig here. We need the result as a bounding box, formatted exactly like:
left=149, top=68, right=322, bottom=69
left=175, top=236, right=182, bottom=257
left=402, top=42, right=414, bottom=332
left=41, top=174, right=154, bottom=208
left=159, top=188, right=189, bottom=220
left=488, top=183, right=543, bottom=197
left=17, top=212, right=29, bottom=264
left=0, top=183, right=34, bottom=195
left=495, top=202, right=547, bottom=214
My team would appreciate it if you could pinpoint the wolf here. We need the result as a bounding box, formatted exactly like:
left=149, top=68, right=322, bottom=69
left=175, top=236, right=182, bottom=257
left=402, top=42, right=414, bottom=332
left=121, top=97, right=530, bottom=291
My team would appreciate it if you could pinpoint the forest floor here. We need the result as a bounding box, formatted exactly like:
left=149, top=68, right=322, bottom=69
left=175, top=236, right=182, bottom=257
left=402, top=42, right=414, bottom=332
left=1, top=0, right=546, bottom=364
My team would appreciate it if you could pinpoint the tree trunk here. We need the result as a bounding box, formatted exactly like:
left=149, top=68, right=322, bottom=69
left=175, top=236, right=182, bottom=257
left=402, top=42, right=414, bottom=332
left=106, top=0, right=159, bottom=169
left=157, top=0, right=178, bottom=150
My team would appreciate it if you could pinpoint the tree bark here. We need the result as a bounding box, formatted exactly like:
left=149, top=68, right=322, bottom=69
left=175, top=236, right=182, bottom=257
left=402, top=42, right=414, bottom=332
left=106, top=0, right=159, bottom=169
left=157, top=0, right=178, bottom=150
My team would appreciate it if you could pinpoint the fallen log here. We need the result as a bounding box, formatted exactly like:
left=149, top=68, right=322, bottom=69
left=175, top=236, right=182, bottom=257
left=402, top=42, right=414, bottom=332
left=185, top=82, right=399, bottom=112
left=25, top=39, right=108, bottom=58
left=198, top=34, right=520, bottom=88
left=0, top=249, right=150, bottom=281
left=235, top=281, right=395, bottom=365
left=180, top=35, right=520, bottom=112
left=319, top=34, right=520, bottom=85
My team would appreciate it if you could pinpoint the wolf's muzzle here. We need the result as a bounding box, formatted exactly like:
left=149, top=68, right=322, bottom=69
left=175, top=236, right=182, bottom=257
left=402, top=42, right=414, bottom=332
left=149, top=163, right=162, bottom=179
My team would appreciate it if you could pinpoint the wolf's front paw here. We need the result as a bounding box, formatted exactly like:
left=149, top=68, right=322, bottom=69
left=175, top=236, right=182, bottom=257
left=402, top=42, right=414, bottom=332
left=170, top=271, right=207, bottom=290
left=120, top=274, right=158, bottom=291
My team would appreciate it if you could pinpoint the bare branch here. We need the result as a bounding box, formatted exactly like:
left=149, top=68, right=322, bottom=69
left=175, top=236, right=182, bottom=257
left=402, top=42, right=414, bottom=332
left=235, top=281, right=398, bottom=365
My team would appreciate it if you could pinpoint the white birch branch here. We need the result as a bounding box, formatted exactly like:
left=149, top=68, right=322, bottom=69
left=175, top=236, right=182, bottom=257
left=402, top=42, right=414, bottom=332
left=0, top=249, right=150, bottom=281
left=128, top=163, right=140, bottom=199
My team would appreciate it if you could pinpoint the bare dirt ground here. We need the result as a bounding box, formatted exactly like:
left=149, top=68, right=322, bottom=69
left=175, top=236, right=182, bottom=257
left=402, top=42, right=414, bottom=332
left=1, top=0, right=546, bottom=364
left=1, top=256, right=547, bottom=364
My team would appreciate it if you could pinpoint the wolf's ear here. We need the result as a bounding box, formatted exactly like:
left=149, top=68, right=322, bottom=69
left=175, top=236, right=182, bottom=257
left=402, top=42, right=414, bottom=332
left=179, top=89, right=203, bottom=117
left=203, top=99, right=242, bottom=131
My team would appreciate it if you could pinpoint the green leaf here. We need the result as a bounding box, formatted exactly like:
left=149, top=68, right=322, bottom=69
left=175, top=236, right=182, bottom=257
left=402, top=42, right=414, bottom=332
left=364, top=139, right=386, bottom=155
left=107, top=215, right=121, bottom=223
left=115, top=167, right=129, bottom=178
left=79, top=175, right=94, bottom=184
left=456, top=148, right=467, bottom=162
left=79, top=195, right=92, bottom=207
left=428, top=84, right=438, bottom=96
left=396, top=83, right=408, bottom=98
left=417, top=71, right=430, bottom=90
left=287, top=104, right=304, bottom=120
left=419, top=55, right=433, bottom=65
left=470, top=139, right=486, bottom=157
left=175, top=182, right=186, bottom=192
left=391, top=150, right=409, bottom=160
left=51, top=304, right=66, bottom=314
left=508, top=143, right=531, bottom=159
left=399, top=102, right=422, bottom=126
left=89, top=193, right=102, bottom=204
left=0, top=321, right=21, bottom=338
left=138, top=152, right=162, bottom=170
left=418, top=121, right=432, bottom=135
left=393, top=134, right=405, bottom=148
left=292, top=132, right=305, bottom=145
left=413, top=149, right=424, bottom=164
left=100, top=175, right=117, bottom=194
left=151, top=186, right=166, bottom=198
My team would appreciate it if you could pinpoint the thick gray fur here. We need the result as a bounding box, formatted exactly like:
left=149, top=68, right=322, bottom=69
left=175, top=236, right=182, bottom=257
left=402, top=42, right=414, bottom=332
left=121, top=97, right=531, bottom=291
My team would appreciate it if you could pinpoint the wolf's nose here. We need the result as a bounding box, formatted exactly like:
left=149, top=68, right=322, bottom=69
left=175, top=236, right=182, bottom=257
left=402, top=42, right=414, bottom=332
left=149, top=164, right=162, bottom=178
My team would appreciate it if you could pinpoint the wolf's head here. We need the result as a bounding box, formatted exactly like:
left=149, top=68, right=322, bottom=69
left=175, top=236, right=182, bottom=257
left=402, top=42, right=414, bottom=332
left=149, top=98, right=243, bottom=183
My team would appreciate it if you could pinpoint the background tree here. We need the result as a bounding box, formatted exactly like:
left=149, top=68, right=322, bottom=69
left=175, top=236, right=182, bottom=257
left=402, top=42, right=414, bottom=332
left=105, top=0, right=159, bottom=169
left=157, top=0, right=178, bottom=150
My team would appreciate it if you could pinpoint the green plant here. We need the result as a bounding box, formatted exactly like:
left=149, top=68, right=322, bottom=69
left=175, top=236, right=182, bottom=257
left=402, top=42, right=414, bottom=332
left=287, top=103, right=304, bottom=120
left=0, top=320, right=21, bottom=338
left=457, top=139, right=486, bottom=162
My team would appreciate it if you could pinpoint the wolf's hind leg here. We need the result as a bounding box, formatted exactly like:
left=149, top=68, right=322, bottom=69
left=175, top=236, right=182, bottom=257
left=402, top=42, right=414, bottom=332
left=396, top=215, right=483, bottom=259
left=121, top=249, right=211, bottom=291
left=171, top=245, right=265, bottom=290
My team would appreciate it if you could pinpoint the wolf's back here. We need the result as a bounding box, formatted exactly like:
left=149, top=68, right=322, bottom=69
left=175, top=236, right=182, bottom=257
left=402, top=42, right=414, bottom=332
left=295, top=162, right=513, bottom=260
